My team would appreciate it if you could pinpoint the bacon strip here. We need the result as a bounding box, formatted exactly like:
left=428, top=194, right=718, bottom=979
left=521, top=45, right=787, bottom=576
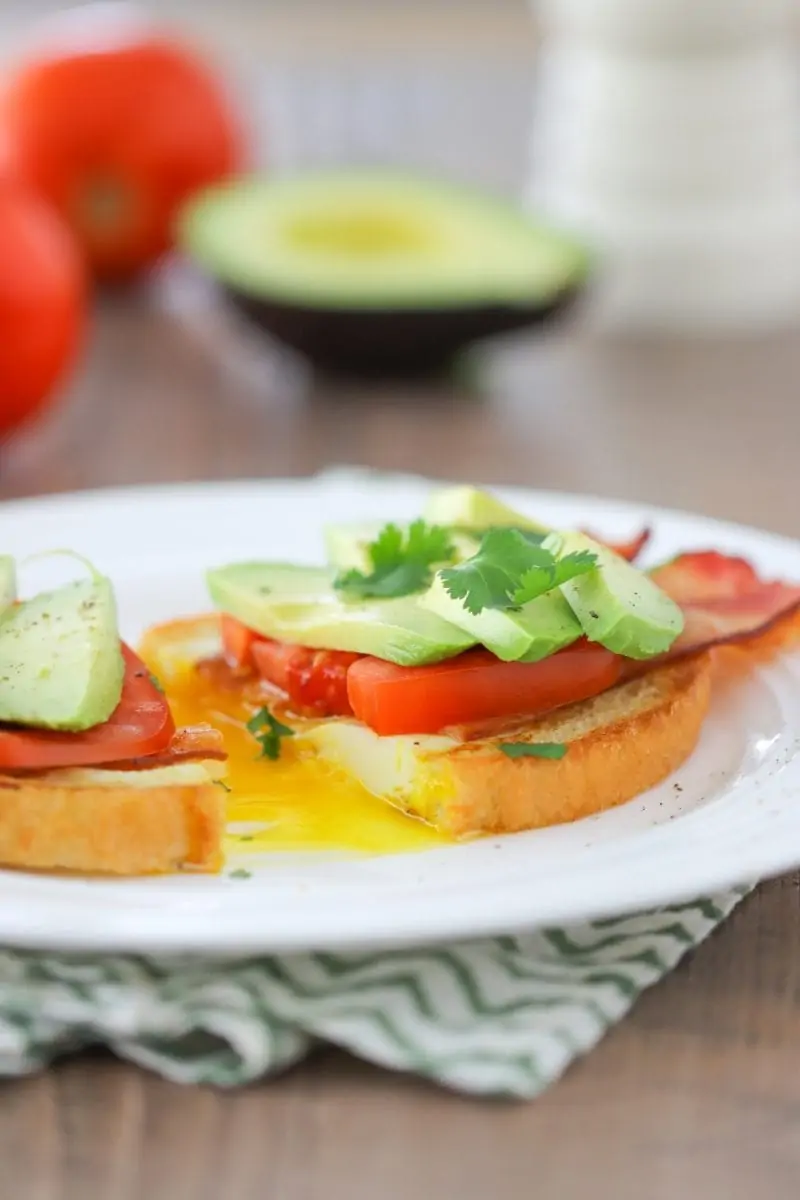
left=584, top=527, right=651, bottom=563
left=653, top=551, right=800, bottom=661
left=101, top=725, right=227, bottom=771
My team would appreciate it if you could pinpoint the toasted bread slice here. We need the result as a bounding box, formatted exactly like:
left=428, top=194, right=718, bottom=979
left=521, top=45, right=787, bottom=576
left=0, top=761, right=226, bottom=875
left=431, top=655, right=712, bottom=834
left=303, top=655, right=713, bottom=837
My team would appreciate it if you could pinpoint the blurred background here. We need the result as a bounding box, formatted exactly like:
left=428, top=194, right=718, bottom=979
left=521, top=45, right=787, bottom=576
left=0, top=0, right=797, bottom=533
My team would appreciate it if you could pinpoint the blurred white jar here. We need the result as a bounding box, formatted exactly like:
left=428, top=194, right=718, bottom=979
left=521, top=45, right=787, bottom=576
left=528, top=0, right=800, bottom=331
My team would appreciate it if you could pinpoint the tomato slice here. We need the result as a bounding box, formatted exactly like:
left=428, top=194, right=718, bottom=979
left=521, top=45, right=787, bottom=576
left=252, top=638, right=359, bottom=716
left=0, top=643, right=175, bottom=770
left=220, top=613, right=260, bottom=668
left=347, top=642, right=622, bottom=736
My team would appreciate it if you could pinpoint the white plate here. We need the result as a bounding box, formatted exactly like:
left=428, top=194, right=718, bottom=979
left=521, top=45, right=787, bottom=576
left=0, top=470, right=798, bottom=956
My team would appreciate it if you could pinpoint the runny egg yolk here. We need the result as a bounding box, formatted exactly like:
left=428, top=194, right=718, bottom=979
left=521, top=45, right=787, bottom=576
left=140, top=623, right=450, bottom=859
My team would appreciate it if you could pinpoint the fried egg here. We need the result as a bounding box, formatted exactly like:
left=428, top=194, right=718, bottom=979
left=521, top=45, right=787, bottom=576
left=139, top=617, right=452, bottom=858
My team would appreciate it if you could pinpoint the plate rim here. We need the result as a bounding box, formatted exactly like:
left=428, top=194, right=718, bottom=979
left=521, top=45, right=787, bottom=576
left=0, top=469, right=797, bottom=956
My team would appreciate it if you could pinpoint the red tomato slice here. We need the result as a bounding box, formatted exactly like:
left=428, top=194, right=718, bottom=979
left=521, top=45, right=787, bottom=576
left=347, top=642, right=622, bottom=736
left=252, top=639, right=359, bottom=717
left=0, top=643, right=175, bottom=770
left=220, top=613, right=260, bottom=668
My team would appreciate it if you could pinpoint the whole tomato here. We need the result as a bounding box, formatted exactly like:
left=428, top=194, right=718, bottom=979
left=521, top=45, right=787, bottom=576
left=0, top=183, right=85, bottom=436
left=0, top=5, right=245, bottom=280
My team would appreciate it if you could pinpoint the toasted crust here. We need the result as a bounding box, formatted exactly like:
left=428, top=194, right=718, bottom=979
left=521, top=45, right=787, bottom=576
left=421, top=655, right=713, bottom=836
left=0, top=770, right=225, bottom=875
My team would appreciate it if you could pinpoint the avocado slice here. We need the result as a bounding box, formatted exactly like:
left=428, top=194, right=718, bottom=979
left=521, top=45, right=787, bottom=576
left=423, top=486, right=549, bottom=535
left=0, top=574, right=124, bottom=731
left=325, top=487, right=547, bottom=574
left=555, top=533, right=684, bottom=659
left=207, top=562, right=475, bottom=667
left=0, top=557, right=16, bottom=614
left=421, top=573, right=581, bottom=662
left=178, top=170, right=590, bottom=377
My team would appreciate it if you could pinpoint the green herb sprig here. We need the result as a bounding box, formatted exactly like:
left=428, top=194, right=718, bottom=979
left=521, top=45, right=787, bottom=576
left=246, top=707, right=295, bottom=760
left=334, top=520, right=457, bottom=601
left=439, top=529, right=596, bottom=616
left=499, top=742, right=568, bottom=760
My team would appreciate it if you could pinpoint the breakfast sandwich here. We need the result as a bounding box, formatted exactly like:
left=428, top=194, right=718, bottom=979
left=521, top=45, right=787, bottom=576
left=0, top=556, right=226, bottom=874
left=142, top=486, right=800, bottom=848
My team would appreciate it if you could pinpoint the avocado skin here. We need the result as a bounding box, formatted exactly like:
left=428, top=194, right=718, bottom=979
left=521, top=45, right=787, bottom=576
left=225, top=282, right=584, bottom=378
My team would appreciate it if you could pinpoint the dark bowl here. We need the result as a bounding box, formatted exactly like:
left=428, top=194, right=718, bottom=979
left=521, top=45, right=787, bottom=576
left=225, top=281, right=586, bottom=379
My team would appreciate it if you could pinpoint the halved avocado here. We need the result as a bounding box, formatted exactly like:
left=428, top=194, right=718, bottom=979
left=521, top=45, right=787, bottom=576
left=178, top=170, right=591, bottom=377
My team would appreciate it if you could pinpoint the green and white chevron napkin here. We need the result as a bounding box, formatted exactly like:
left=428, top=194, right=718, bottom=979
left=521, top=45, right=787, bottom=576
left=0, top=886, right=749, bottom=1099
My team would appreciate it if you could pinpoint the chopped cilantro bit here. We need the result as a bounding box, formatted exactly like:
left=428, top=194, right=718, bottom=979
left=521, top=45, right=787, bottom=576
left=499, top=742, right=568, bottom=760
left=439, top=529, right=596, bottom=615
left=513, top=549, right=598, bottom=606
left=246, top=707, right=294, bottom=760
left=148, top=672, right=164, bottom=693
left=334, top=519, right=456, bottom=600
left=229, top=868, right=252, bottom=880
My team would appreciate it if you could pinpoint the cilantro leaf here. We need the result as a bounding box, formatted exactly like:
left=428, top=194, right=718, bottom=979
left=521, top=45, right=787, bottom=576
left=455, top=524, right=549, bottom=547
left=335, top=560, right=432, bottom=599
left=499, top=742, right=568, bottom=760
left=246, top=707, right=294, bottom=760
left=437, top=529, right=539, bottom=615
left=405, top=519, right=455, bottom=564
left=512, top=550, right=598, bottom=606
left=439, top=529, right=598, bottom=615
left=334, top=519, right=456, bottom=600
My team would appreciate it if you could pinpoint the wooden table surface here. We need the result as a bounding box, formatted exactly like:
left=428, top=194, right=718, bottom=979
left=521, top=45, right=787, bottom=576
left=2, top=6, right=800, bottom=1198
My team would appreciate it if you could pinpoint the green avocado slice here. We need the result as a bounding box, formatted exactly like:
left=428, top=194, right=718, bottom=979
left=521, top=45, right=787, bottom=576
left=207, top=562, right=475, bottom=667
left=0, top=573, right=124, bottom=731
left=555, top=533, right=684, bottom=659
left=423, top=486, right=549, bottom=536
left=420, top=573, right=581, bottom=662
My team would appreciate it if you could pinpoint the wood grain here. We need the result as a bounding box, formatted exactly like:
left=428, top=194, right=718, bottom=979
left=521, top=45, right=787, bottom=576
left=2, top=5, right=800, bottom=1196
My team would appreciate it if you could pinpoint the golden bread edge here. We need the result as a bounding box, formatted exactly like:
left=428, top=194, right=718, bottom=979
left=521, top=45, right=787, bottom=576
left=408, top=608, right=800, bottom=836
left=425, top=655, right=713, bottom=836
left=0, top=763, right=226, bottom=875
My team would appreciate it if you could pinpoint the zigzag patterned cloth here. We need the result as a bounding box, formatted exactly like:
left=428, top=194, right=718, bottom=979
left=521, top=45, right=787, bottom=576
left=0, top=888, right=749, bottom=1099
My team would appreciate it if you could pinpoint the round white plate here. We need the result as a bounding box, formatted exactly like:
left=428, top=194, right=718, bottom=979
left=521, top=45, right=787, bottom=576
left=1, top=470, right=798, bottom=955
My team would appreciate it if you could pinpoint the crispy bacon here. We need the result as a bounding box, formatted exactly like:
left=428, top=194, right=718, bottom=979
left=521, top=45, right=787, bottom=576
left=102, top=725, right=227, bottom=771
left=652, top=551, right=800, bottom=662
left=584, top=527, right=651, bottom=563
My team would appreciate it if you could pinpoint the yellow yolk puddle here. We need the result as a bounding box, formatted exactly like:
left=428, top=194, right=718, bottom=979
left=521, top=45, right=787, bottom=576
left=140, top=626, right=449, bottom=859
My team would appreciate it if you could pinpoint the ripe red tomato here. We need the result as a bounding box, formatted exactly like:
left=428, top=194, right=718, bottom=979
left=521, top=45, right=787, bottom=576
left=0, top=12, right=245, bottom=279
left=252, top=639, right=360, bottom=717
left=0, top=644, right=174, bottom=769
left=0, top=182, right=85, bottom=435
left=347, top=643, right=623, bottom=736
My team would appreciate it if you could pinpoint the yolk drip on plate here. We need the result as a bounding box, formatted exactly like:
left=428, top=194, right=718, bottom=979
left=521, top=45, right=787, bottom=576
left=140, top=621, right=449, bottom=858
